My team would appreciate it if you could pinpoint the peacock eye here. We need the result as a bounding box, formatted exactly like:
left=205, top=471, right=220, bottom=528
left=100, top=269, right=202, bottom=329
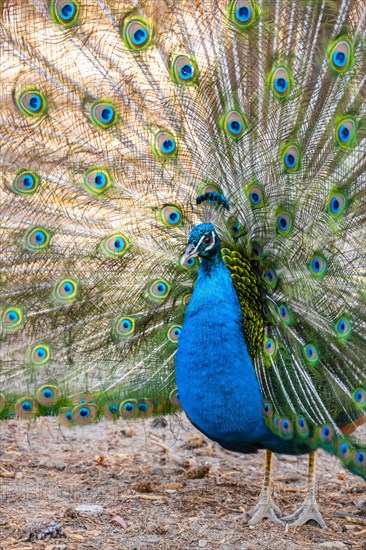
left=153, top=130, right=178, bottom=158
left=30, top=344, right=50, bottom=366
left=327, top=190, right=347, bottom=220
left=148, top=278, right=172, bottom=302
left=335, top=116, right=357, bottom=149
left=3, top=307, right=23, bottom=333
left=51, top=0, right=80, bottom=26
left=171, top=55, right=199, bottom=85
left=303, top=343, right=319, bottom=366
left=247, top=184, right=265, bottom=208
left=221, top=110, right=248, bottom=140
left=328, top=37, right=353, bottom=74
left=37, top=385, right=59, bottom=405
left=167, top=325, right=182, bottom=343
left=83, top=168, right=113, bottom=196
left=338, top=441, right=351, bottom=462
left=169, top=388, right=181, bottom=407
left=228, top=0, right=258, bottom=30
left=100, top=233, right=130, bottom=259
left=15, top=89, right=48, bottom=117
left=270, top=66, right=292, bottom=99
left=121, top=17, right=153, bottom=51
left=308, top=253, right=328, bottom=279
left=160, top=205, right=183, bottom=228
left=203, top=236, right=211, bottom=245
left=276, top=211, right=293, bottom=236
left=24, top=227, right=51, bottom=252
left=89, top=100, right=118, bottom=130
left=281, top=143, right=301, bottom=173
left=53, top=278, right=79, bottom=304
left=115, top=316, right=135, bottom=339
left=278, top=417, right=293, bottom=439
left=12, top=170, right=40, bottom=195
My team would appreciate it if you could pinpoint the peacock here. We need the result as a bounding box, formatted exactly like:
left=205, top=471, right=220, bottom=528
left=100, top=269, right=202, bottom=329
left=1, top=0, right=365, bottom=530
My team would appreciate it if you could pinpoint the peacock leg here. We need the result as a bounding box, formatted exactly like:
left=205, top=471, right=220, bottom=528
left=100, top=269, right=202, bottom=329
left=247, top=449, right=283, bottom=525
left=282, top=451, right=329, bottom=529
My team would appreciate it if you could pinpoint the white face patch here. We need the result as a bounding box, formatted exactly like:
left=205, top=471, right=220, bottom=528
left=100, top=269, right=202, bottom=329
left=204, top=231, right=216, bottom=252
left=192, top=230, right=216, bottom=256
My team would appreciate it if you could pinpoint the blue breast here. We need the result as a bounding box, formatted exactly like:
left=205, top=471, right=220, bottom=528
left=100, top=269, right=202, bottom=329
left=176, top=254, right=297, bottom=454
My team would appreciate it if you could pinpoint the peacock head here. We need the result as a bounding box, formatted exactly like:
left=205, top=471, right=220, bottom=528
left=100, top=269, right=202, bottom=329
left=183, top=223, right=221, bottom=263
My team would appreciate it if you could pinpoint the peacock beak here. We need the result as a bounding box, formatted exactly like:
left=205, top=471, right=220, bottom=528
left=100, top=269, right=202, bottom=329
left=182, top=243, right=198, bottom=264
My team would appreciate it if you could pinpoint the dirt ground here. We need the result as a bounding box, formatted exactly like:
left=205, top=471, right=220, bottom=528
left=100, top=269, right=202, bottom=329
left=0, top=416, right=365, bottom=550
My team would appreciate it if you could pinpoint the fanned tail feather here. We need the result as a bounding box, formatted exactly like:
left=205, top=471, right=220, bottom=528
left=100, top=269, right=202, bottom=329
left=0, top=0, right=366, bottom=479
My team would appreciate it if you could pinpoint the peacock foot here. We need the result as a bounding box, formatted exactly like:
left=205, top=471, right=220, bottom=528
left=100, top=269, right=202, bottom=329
left=282, top=501, right=329, bottom=529
left=247, top=499, right=283, bottom=526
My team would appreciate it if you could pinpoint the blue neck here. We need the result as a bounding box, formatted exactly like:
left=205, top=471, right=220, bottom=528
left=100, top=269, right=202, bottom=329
left=176, top=250, right=280, bottom=451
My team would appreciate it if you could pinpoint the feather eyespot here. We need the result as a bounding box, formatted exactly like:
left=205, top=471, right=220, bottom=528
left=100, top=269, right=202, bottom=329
left=250, top=242, right=263, bottom=259
left=296, top=416, right=310, bottom=437
left=308, top=253, right=327, bottom=279
left=15, top=89, right=47, bottom=117
left=169, top=388, right=181, bottom=408
left=335, top=116, right=357, bottom=149
left=276, top=211, right=293, bottom=236
left=338, top=441, right=351, bottom=462
left=115, top=317, right=135, bottom=338
left=167, top=325, right=181, bottom=343
left=334, top=316, right=352, bottom=340
left=137, top=399, right=154, bottom=418
left=327, top=190, right=347, bottom=220
left=228, top=0, right=258, bottom=30
left=12, top=170, right=40, bottom=195
left=2, top=307, right=23, bottom=333
left=171, top=55, right=199, bottom=85
left=182, top=293, right=192, bottom=306
left=120, top=399, right=138, bottom=419
left=51, top=0, right=80, bottom=26
left=83, top=168, right=113, bottom=196
left=328, top=37, right=353, bottom=74
left=262, top=401, right=273, bottom=418
left=198, top=183, right=223, bottom=196
left=153, top=131, right=178, bottom=158
left=263, top=338, right=276, bottom=358
left=353, top=388, right=366, bottom=408
left=160, top=205, right=183, bottom=228
left=281, top=143, right=301, bottom=173
left=180, top=254, right=198, bottom=271
left=246, top=184, right=264, bottom=208
left=263, top=267, right=278, bottom=290
left=226, top=218, right=246, bottom=238
left=100, top=233, right=129, bottom=259
left=24, top=227, right=51, bottom=252
left=16, top=398, right=38, bottom=420
left=89, top=100, right=118, bottom=130
left=103, top=403, right=120, bottom=420
left=269, top=66, right=292, bottom=99
left=72, top=394, right=94, bottom=406
left=278, top=303, right=293, bottom=325
left=122, top=17, right=153, bottom=51
left=59, top=408, right=74, bottom=427
left=148, top=279, right=171, bottom=302
left=73, top=403, right=97, bottom=425
left=37, top=385, right=59, bottom=406
left=30, top=344, right=50, bottom=366
left=352, top=451, right=366, bottom=471
left=53, top=278, right=79, bottom=304
left=303, top=343, right=319, bottom=366
left=317, top=423, right=334, bottom=444
left=221, top=110, right=248, bottom=140
left=278, top=418, right=293, bottom=439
